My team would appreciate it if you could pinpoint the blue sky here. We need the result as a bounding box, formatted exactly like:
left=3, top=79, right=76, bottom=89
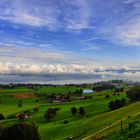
left=0, top=0, right=140, bottom=83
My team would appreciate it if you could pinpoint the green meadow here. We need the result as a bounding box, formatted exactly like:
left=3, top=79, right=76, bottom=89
left=0, top=85, right=139, bottom=140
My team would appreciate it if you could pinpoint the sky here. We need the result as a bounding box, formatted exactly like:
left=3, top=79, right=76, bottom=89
left=0, top=0, right=140, bottom=83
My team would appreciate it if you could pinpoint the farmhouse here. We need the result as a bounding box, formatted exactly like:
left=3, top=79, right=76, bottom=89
left=48, top=94, right=70, bottom=103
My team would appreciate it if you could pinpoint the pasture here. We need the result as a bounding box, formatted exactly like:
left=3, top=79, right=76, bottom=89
left=0, top=85, right=137, bottom=140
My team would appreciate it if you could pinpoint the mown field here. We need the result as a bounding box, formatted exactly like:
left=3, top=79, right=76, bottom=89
left=0, top=85, right=139, bottom=140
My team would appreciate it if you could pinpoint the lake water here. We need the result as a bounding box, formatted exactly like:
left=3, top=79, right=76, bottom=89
left=0, top=73, right=111, bottom=84
left=0, top=73, right=134, bottom=84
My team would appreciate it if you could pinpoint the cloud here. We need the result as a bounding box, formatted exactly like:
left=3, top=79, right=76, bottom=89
left=1, top=0, right=140, bottom=46
left=116, top=22, right=140, bottom=46
left=0, top=0, right=93, bottom=31
left=0, top=61, right=140, bottom=84
left=0, top=44, right=139, bottom=83
left=81, top=46, right=100, bottom=51
left=114, top=1, right=140, bottom=47
left=0, top=0, right=140, bottom=84
left=0, top=0, right=59, bottom=30
left=0, top=45, right=139, bottom=75
left=96, top=0, right=140, bottom=47
left=0, top=45, right=103, bottom=65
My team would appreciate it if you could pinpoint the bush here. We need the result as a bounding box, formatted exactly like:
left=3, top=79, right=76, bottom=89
left=54, top=107, right=59, bottom=111
left=33, top=107, right=39, bottom=112
left=35, top=99, right=39, bottom=102
left=0, top=123, right=40, bottom=140
left=7, top=114, right=16, bottom=119
left=63, top=120, right=69, bottom=124
left=0, top=114, right=5, bottom=120
left=129, top=122, right=136, bottom=130
left=105, top=94, right=110, bottom=98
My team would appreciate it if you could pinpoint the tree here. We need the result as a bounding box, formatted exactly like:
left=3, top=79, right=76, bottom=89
left=79, top=107, right=85, bottom=116
left=127, top=86, right=140, bottom=101
left=93, top=84, right=115, bottom=92
left=109, top=98, right=126, bottom=110
left=33, top=107, right=39, bottom=112
left=114, top=88, right=120, bottom=93
left=18, top=100, right=22, bottom=107
left=35, top=99, right=39, bottom=103
left=105, top=94, right=110, bottom=98
left=121, top=98, right=126, bottom=104
left=71, top=107, right=77, bottom=116
left=0, top=123, right=40, bottom=140
left=0, top=114, right=5, bottom=120
left=109, top=100, right=115, bottom=110
left=44, top=108, right=56, bottom=121
left=114, top=88, right=124, bottom=93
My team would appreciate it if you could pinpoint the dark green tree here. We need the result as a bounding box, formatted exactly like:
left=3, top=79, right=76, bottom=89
left=79, top=107, right=85, bottom=116
left=0, top=114, right=4, bottom=120
left=0, top=123, right=40, bottom=140
left=71, top=107, right=77, bottom=116
left=44, top=108, right=56, bottom=121
left=18, top=100, right=22, bottom=107
left=127, top=86, right=140, bottom=101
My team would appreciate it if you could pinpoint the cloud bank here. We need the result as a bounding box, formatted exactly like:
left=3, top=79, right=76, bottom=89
left=0, top=0, right=140, bottom=83
left=0, top=45, right=139, bottom=83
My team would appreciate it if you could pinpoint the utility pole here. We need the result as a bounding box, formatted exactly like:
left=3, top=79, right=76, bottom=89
left=121, top=119, right=123, bottom=133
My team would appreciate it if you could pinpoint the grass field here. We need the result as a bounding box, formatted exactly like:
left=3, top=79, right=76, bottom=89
left=0, top=85, right=138, bottom=140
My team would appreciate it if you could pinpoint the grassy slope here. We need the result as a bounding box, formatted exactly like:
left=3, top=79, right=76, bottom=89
left=82, top=101, right=140, bottom=140
left=1, top=86, right=138, bottom=140
left=0, top=87, right=127, bottom=140
left=106, top=116, right=140, bottom=140
left=0, top=88, right=40, bottom=116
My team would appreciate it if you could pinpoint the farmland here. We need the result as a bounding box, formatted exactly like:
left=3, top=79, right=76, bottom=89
left=0, top=83, right=140, bottom=140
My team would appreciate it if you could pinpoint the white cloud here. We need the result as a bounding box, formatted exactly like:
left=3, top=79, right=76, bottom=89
left=0, top=1, right=59, bottom=30
left=0, top=43, right=136, bottom=75
left=0, top=45, right=139, bottom=75
left=0, top=45, right=139, bottom=82
left=115, top=17, right=140, bottom=46
left=0, top=62, right=140, bottom=83
left=0, top=62, right=139, bottom=75
left=0, top=0, right=93, bottom=31
left=0, top=45, right=103, bottom=65
left=101, top=0, right=140, bottom=47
